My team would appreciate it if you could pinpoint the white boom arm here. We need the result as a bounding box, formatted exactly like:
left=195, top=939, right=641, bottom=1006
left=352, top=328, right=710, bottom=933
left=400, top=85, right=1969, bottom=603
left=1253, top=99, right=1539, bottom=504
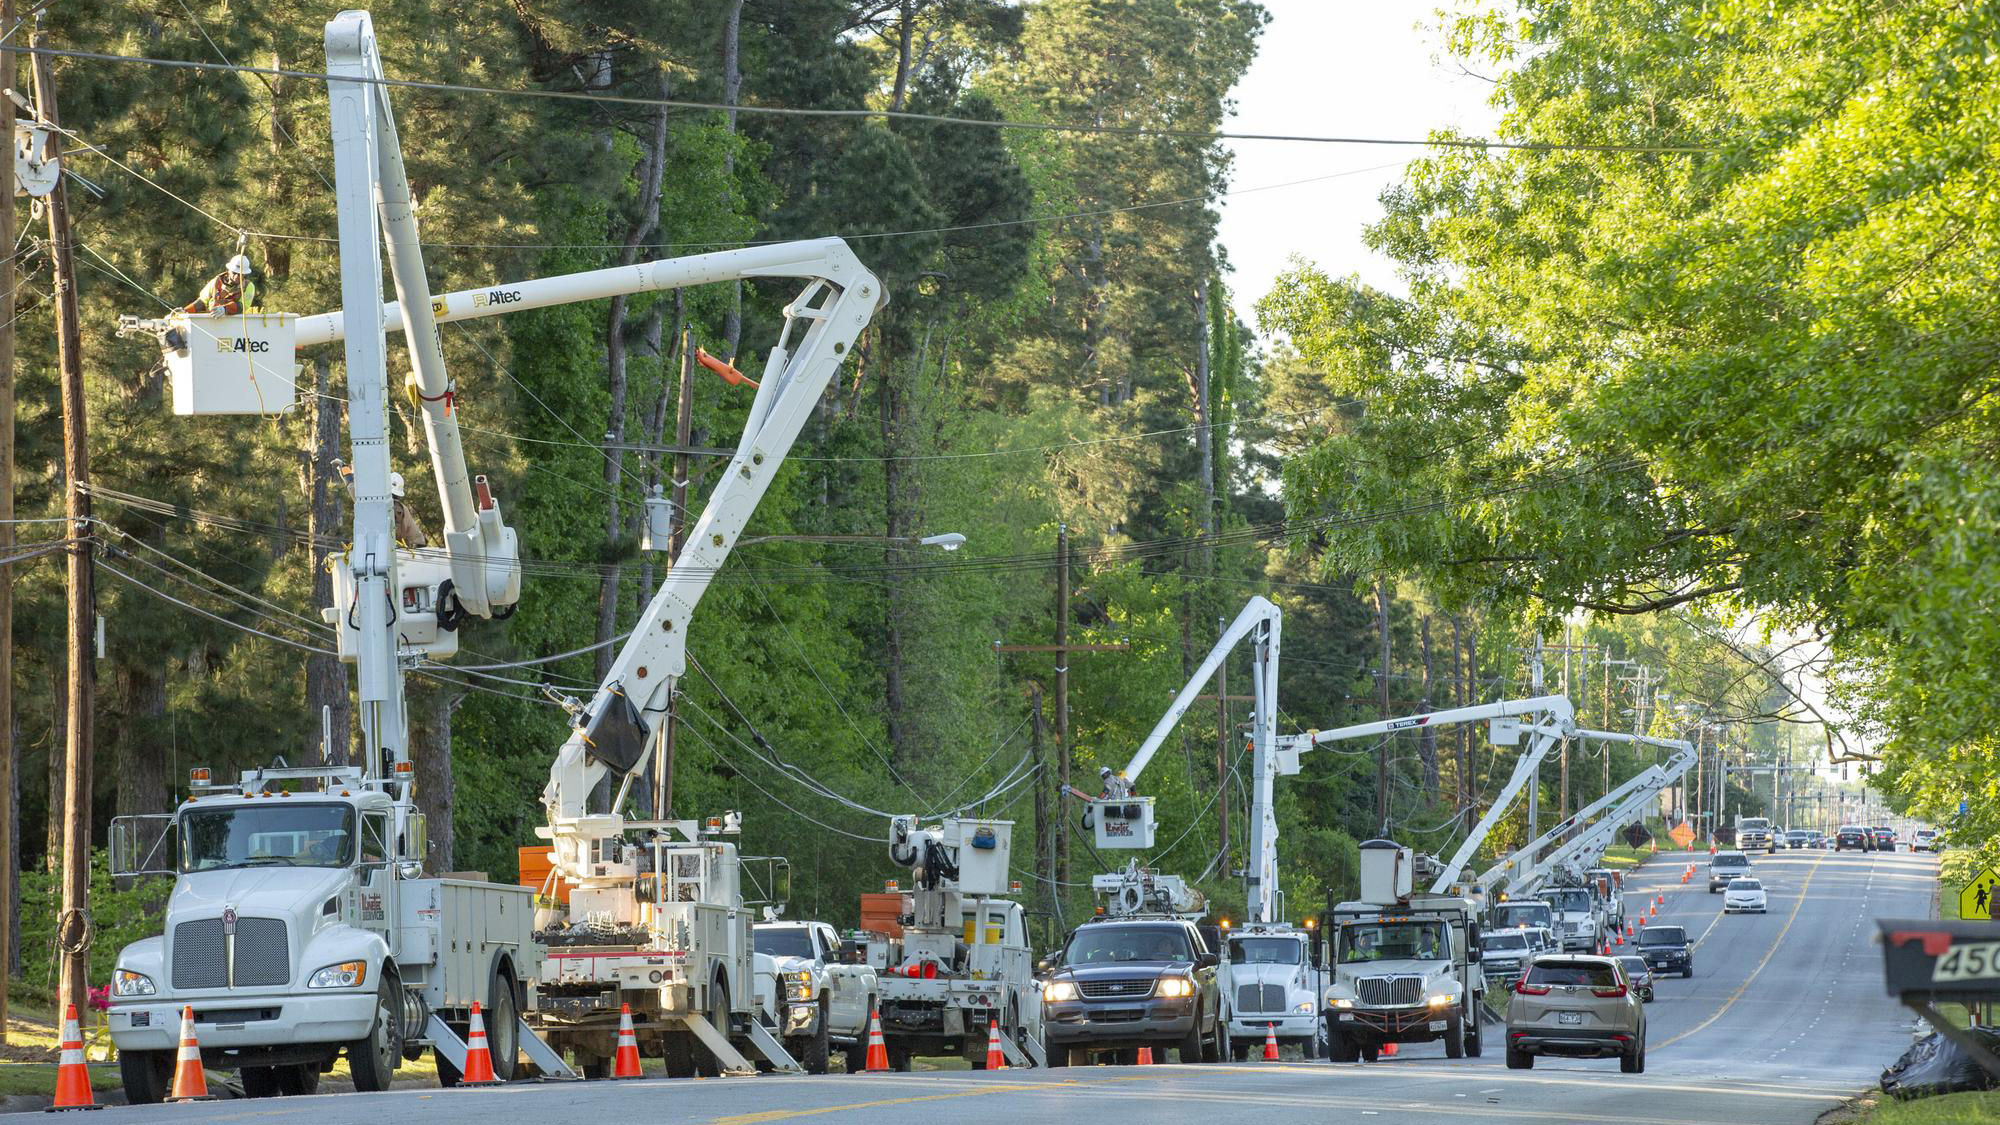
left=537, top=241, right=883, bottom=883
left=1109, top=597, right=1282, bottom=921
left=1478, top=733, right=1694, bottom=895
left=326, top=12, right=518, bottom=624
left=1273, top=695, right=1578, bottom=896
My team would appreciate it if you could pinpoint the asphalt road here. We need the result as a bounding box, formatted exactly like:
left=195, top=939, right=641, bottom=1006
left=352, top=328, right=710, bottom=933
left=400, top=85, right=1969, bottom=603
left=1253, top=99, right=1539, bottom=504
left=92, top=847, right=1936, bottom=1125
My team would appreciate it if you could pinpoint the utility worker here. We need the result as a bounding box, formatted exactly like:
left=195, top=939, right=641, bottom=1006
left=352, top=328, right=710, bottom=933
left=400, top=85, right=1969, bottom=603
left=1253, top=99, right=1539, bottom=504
left=186, top=253, right=260, bottom=316
left=389, top=472, right=429, bottom=547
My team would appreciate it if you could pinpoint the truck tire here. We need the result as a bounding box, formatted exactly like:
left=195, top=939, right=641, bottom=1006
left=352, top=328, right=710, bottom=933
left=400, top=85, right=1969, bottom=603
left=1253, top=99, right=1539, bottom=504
left=435, top=1042, right=464, bottom=1087
left=887, top=1045, right=913, bottom=1072
left=1360, top=1043, right=1381, bottom=1063
left=241, top=1066, right=282, bottom=1098
left=275, top=1063, right=321, bottom=1096
left=844, top=1040, right=868, bottom=1073
left=1620, top=1041, right=1644, bottom=1073
left=1231, top=1040, right=1251, bottom=1062
left=348, top=971, right=404, bottom=1093
left=1326, top=1026, right=1359, bottom=1063
left=487, top=965, right=521, bottom=1082
left=695, top=977, right=731, bottom=1078
left=1205, top=1017, right=1229, bottom=1063
left=1046, top=1044, right=1068, bottom=1068
left=796, top=1000, right=831, bottom=1074
left=1444, top=1007, right=1465, bottom=1059
left=1506, top=1044, right=1532, bottom=1069
left=1179, top=1003, right=1206, bottom=1063
left=664, top=1034, right=697, bottom=1079
left=1464, top=1004, right=1483, bottom=1058
left=118, top=1048, right=172, bottom=1105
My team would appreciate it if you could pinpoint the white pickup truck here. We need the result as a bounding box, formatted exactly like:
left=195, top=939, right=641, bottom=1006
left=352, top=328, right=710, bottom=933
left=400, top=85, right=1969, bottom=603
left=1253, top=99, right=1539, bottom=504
left=752, top=921, right=879, bottom=1073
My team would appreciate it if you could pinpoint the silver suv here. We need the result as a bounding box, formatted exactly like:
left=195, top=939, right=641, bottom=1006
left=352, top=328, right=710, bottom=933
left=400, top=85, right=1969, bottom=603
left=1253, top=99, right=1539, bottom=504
left=1505, top=955, right=1646, bottom=1072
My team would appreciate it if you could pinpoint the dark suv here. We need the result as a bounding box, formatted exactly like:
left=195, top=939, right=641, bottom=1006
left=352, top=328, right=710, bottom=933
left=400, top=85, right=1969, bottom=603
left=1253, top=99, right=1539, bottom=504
left=1041, top=918, right=1226, bottom=1065
left=1873, top=827, right=1898, bottom=851
left=1835, top=825, right=1873, bottom=852
left=1635, top=925, right=1692, bottom=978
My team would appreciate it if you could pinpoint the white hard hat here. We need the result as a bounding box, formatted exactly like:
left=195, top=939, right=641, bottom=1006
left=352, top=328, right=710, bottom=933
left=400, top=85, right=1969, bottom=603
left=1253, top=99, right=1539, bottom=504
left=226, top=254, right=251, bottom=275
left=1099, top=766, right=1113, bottom=778
left=389, top=471, right=405, bottom=498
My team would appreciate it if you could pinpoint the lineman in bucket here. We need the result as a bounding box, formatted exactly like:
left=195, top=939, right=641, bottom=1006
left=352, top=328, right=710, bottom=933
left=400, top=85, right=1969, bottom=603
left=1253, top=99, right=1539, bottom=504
left=164, top=253, right=260, bottom=351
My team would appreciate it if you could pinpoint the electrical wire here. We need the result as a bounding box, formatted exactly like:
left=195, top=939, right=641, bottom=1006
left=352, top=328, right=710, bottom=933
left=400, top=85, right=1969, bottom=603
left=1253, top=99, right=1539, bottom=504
left=17, top=45, right=1722, bottom=155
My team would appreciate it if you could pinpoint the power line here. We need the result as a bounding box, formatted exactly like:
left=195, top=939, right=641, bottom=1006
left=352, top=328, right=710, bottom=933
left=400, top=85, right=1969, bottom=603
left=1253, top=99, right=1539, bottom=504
left=19, top=45, right=1720, bottom=155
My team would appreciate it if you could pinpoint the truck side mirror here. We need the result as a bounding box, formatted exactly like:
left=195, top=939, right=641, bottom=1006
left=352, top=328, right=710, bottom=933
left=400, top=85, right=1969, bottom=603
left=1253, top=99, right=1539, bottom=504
left=403, top=813, right=427, bottom=864
left=1197, top=951, right=1219, bottom=969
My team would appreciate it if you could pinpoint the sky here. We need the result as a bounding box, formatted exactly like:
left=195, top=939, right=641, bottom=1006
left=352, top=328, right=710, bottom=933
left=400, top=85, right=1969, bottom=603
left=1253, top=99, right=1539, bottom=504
left=1214, top=1, right=1500, bottom=328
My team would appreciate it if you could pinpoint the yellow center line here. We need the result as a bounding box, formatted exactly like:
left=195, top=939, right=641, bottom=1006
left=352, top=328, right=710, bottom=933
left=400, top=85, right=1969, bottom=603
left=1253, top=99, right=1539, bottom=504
left=1654, top=850, right=1825, bottom=1050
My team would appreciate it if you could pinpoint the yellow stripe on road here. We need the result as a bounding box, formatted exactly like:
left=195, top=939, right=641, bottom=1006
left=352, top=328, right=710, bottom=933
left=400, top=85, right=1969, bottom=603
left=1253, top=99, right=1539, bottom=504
left=1654, top=851, right=1824, bottom=1050
left=703, top=1081, right=1101, bottom=1125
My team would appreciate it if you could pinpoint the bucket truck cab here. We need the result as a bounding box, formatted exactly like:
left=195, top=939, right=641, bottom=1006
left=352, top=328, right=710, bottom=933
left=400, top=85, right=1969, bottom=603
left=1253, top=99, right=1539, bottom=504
left=1321, top=841, right=1486, bottom=1062
left=1544, top=883, right=1605, bottom=951
left=105, top=766, right=550, bottom=1102
left=1221, top=924, right=1326, bottom=1059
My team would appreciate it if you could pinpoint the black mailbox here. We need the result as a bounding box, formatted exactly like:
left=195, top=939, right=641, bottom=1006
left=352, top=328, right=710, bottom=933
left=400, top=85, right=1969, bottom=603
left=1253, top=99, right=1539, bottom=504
left=1878, top=918, right=2000, bottom=1002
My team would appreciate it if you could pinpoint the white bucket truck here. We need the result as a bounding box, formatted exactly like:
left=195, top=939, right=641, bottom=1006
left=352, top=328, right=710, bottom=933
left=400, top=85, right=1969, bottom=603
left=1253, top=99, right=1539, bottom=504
left=1321, top=841, right=1487, bottom=1062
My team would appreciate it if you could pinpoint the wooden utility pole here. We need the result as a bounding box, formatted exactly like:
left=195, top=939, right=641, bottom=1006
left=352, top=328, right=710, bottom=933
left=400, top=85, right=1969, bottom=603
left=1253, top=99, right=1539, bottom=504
left=1374, top=579, right=1390, bottom=833
left=0, top=0, right=15, bottom=1040
left=1055, top=522, right=1070, bottom=882
left=656, top=329, right=696, bottom=820
left=1028, top=685, right=1049, bottom=907
left=36, top=34, right=93, bottom=1020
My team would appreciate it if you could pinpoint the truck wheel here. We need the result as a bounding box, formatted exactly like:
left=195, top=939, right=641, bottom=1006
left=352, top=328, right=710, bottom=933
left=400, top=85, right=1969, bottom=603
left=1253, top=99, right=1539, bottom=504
left=887, top=1045, right=913, bottom=1072
left=275, top=1064, right=320, bottom=1096
left=1506, top=1044, right=1532, bottom=1069
left=1326, top=1026, right=1359, bottom=1064
left=241, top=1066, right=282, bottom=1098
left=487, top=966, right=521, bottom=1082
left=1231, top=1040, right=1251, bottom=1062
left=434, top=1041, right=464, bottom=1088
left=1179, top=1003, right=1205, bottom=1063
left=694, top=978, right=732, bottom=1078
left=1444, top=1008, right=1466, bottom=1059
left=1360, top=1044, right=1380, bottom=1063
left=580, top=1057, right=610, bottom=1080
left=1046, top=1044, right=1068, bottom=1068
left=844, top=1040, right=868, bottom=1073
left=664, top=1034, right=697, bottom=1079
left=1464, top=1005, right=1483, bottom=1058
left=1205, top=1017, right=1229, bottom=1063
left=348, top=971, right=404, bottom=1093
left=118, top=1048, right=172, bottom=1104
left=798, top=1000, right=831, bottom=1075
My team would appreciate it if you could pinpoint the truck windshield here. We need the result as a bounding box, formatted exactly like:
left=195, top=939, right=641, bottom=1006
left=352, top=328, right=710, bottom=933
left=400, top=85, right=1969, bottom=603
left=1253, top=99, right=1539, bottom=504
left=1548, top=889, right=1591, bottom=913
left=1066, top=925, right=1193, bottom=964
left=181, top=804, right=354, bottom=872
left=1491, top=903, right=1552, bottom=929
left=754, top=928, right=815, bottom=959
left=1740, top=819, right=1769, bottom=831
left=1227, top=937, right=1302, bottom=965
left=1339, top=921, right=1447, bottom=963
left=1482, top=931, right=1528, bottom=951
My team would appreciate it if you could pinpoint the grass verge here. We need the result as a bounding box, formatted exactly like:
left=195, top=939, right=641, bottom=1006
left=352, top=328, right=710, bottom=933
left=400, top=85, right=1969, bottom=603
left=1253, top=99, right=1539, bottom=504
left=1828, top=1091, right=2000, bottom=1125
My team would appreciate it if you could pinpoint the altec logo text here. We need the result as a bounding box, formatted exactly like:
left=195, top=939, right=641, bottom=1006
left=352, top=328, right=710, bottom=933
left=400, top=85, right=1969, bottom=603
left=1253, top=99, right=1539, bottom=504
left=215, top=338, right=273, bottom=354
left=471, top=289, right=524, bottom=309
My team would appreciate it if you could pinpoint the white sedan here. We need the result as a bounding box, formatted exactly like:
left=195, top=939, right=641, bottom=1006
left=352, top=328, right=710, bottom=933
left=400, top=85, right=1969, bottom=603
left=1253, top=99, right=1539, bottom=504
left=1723, top=877, right=1768, bottom=914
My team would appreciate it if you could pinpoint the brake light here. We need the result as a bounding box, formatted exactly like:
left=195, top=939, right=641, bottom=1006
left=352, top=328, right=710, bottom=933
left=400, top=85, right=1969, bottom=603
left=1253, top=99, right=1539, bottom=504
left=1514, top=975, right=1549, bottom=996
left=1592, top=984, right=1627, bottom=998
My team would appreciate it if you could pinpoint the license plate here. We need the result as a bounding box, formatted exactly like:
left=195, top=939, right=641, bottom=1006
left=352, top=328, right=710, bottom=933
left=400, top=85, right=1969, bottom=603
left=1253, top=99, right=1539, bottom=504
left=1558, top=1011, right=1582, bottom=1025
left=1427, top=1019, right=1446, bottom=1031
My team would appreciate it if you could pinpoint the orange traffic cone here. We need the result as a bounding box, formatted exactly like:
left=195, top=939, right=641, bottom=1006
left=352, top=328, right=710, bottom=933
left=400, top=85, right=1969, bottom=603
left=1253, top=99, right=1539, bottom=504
left=459, top=1001, right=501, bottom=1086
left=984, top=1019, right=1006, bottom=1070
left=863, top=1009, right=890, bottom=1072
left=167, top=1005, right=213, bottom=1102
left=1657, top=894, right=1665, bottom=907
left=612, top=1003, right=643, bottom=1079
left=1263, top=1024, right=1280, bottom=1061
left=49, top=1004, right=99, bottom=1111
left=1135, top=1046, right=1153, bottom=1064
left=1381, top=1042, right=1399, bottom=1057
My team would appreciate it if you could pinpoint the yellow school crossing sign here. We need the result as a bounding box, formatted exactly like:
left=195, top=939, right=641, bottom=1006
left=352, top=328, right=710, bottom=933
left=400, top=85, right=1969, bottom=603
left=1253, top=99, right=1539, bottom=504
left=1961, top=867, right=2000, bottom=921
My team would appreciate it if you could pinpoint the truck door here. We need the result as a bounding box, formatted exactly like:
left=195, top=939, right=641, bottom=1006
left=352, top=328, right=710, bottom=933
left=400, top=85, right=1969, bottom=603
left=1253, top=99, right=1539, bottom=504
left=357, top=811, right=395, bottom=942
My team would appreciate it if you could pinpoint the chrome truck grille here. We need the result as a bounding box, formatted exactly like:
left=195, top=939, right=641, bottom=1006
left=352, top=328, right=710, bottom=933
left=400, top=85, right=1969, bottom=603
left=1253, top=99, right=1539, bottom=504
left=1077, top=978, right=1154, bottom=999
left=1236, top=984, right=1287, bottom=1013
left=1354, top=976, right=1423, bottom=1007
left=172, top=917, right=290, bottom=989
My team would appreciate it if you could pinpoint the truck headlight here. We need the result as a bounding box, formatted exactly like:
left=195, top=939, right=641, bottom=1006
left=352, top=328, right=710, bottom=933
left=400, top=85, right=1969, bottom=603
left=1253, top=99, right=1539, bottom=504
left=786, top=971, right=815, bottom=1001
left=1294, top=1001, right=1314, bottom=1014
left=112, top=969, right=156, bottom=998
left=1043, top=981, right=1078, bottom=1002
left=307, top=960, right=368, bottom=989
left=1427, top=992, right=1455, bottom=1008
left=1155, top=977, right=1194, bottom=999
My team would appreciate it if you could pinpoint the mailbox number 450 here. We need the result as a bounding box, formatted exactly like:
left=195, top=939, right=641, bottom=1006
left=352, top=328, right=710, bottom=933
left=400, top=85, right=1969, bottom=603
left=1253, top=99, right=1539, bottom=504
left=1932, top=941, right=2000, bottom=983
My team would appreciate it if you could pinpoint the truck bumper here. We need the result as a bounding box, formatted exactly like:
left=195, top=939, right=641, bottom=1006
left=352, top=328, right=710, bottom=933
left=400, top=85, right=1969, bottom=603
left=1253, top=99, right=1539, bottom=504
left=1046, top=1000, right=1196, bottom=1049
left=1326, top=1005, right=1451, bottom=1043
left=1228, top=1013, right=1316, bottom=1041
left=109, top=991, right=378, bottom=1054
